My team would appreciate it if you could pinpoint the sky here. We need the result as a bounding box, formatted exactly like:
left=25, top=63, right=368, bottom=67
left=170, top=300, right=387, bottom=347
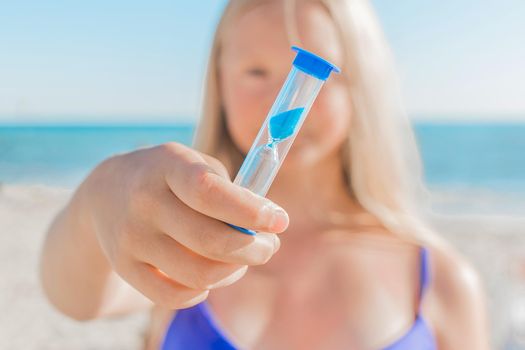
left=0, top=0, right=524, bottom=124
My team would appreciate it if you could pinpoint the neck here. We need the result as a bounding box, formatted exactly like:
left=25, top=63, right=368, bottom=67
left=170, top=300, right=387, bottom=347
left=266, top=149, right=363, bottom=234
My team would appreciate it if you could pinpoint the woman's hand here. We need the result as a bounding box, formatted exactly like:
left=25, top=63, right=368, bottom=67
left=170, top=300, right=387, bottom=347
left=84, top=142, right=289, bottom=310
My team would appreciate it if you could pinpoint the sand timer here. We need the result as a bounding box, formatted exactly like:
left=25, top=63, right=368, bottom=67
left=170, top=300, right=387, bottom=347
left=228, top=46, right=340, bottom=235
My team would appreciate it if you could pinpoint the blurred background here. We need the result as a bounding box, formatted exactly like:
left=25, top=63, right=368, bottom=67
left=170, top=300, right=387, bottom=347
left=1, top=0, right=524, bottom=349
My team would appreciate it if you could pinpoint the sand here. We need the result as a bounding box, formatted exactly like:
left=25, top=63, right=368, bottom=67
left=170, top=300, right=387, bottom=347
left=0, top=185, right=148, bottom=349
left=0, top=184, right=523, bottom=349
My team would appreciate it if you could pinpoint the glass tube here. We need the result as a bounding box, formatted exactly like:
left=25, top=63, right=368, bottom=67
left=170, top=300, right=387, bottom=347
left=228, top=46, right=340, bottom=235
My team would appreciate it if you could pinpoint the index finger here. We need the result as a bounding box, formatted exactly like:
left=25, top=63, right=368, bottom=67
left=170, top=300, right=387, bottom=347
left=164, top=147, right=289, bottom=233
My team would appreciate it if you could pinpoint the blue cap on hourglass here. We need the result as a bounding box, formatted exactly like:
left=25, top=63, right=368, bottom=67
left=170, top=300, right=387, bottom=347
left=291, top=46, right=340, bottom=81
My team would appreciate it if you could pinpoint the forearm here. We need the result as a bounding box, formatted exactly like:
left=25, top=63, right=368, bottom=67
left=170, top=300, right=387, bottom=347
left=39, top=174, right=113, bottom=320
left=40, top=168, right=151, bottom=320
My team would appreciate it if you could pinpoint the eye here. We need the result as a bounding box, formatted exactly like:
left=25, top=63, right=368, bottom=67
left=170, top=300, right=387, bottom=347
left=245, top=67, right=268, bottom=78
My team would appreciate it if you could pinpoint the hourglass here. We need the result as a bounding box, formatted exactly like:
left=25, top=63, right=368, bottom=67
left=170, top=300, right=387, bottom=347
left=228, top=46, right=340, bottom=235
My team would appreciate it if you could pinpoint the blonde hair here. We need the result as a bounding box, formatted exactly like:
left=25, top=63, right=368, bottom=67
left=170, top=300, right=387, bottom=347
left=193, top=0, right=442, bottom=245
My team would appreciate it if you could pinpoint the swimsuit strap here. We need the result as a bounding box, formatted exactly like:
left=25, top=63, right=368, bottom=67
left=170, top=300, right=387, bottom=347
left=418, top=246, right=431, bottom=312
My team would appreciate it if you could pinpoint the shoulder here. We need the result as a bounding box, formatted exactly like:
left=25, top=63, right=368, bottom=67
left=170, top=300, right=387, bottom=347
left=427, top=242, right=483, bottom=305
left=424, top=241, right=491, bottom=349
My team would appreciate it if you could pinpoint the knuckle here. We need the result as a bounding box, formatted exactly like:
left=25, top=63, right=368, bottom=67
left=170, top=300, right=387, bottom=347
left=158, top=141, right=185, bottom=156
left=204, top=157, right=231, bottom=179
left=244, top=203, right=264, bottom=228
left=190, top=165, right=220, bottom=204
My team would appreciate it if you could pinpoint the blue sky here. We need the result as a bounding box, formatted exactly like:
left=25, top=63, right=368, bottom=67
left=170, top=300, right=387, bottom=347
left=0, top=0, right=523, bottom=124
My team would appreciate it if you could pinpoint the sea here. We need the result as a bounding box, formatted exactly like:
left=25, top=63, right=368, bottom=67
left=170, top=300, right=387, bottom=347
left=0, top=122, right=524, bottom=194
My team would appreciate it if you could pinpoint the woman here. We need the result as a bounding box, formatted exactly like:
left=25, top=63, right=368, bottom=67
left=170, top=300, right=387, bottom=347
left=40, top=0, right=491, bottom=349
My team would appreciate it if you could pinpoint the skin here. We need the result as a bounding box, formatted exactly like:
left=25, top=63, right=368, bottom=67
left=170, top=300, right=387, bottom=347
left=40, top=2, right=491, bottom=350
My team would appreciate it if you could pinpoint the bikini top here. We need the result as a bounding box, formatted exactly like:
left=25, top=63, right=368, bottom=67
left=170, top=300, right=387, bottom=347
left=161, top=246, right=436, bottom=350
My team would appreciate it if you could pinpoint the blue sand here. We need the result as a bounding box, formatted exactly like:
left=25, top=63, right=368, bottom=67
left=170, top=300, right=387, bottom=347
left=268, top=107, right=305, bottom=141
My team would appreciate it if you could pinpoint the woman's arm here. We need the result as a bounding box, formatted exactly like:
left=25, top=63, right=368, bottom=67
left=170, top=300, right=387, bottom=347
left=39, top=143, right=287, bottom=322
left=429, top=245, right=491, bottom=350
left=39, top=160, right=152, bottom=321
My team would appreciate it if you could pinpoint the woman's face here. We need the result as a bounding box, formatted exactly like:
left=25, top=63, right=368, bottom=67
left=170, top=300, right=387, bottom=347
left=219, top=1, right=351, bottom=168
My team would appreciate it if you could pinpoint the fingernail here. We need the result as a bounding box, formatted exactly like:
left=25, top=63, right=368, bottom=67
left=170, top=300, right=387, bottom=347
left=273, top=234, right=281, bottom=253
left=209, top=266, right=249, bottom=289
left=268, top=204, right=289, bottom=232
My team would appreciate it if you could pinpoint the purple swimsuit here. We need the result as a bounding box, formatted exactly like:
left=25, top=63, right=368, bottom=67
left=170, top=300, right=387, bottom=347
left=161, top=247, right=436, bottom=349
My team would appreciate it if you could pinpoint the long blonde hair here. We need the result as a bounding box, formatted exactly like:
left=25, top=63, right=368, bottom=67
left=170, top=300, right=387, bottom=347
left=193, top=0, right=441, bottom=245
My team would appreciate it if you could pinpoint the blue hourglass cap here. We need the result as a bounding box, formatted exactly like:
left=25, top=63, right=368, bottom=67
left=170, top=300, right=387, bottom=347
left=291, top=46, right=341, bottom=81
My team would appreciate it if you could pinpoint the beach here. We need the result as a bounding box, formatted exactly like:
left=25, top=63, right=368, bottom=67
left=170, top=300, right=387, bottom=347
left=0, top=185, right=147, bottom=349
left=1, top=0, right=524, bottom=346
left=1, top=183, right=523, bottom=349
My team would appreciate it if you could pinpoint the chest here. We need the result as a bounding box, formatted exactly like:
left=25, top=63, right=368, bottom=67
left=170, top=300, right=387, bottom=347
left=206, top=242, right=421, bottom=349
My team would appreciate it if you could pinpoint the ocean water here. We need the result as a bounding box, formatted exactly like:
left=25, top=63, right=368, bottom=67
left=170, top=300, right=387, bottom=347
left=0, top=125, right=194, bottom=186
left=416, top=123, right=525, bottom=192
left=0, top=122, right=524, bottom=192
